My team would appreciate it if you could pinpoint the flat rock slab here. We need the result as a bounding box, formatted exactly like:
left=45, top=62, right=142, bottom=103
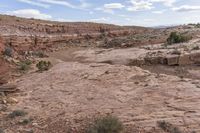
left=10, top=62, right=200, bottom=132
left=0, top=84, right=17, bottom=92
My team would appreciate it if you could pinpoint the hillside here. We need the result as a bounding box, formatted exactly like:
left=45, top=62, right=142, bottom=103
left=1, top=14, right=200, bottom=133
left=0, top=15, right=148, bottom=36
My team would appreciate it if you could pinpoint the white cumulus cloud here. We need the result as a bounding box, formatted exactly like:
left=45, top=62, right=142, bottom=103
left=95, top=3, right=124, bottom=14
left=8, top=9, right=52, bottom=20
left=16, top=0, right=91, bottom=10
left=173, top=5, right=200, bottom=12
left=104, top=3, right=125, bottom=9
left=127, top=0, right=153, bottom=11
left=17, top=0, right=50, bottom=8
left=149, top=0, right=176, bottom=7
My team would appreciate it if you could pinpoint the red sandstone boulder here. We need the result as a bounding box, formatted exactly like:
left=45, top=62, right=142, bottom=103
left=166, top=55, right=179, bottom=66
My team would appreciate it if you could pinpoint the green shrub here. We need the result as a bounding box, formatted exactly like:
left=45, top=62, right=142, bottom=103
left=19, top=60, right=32, bottom=71
left=3, top=47, right=13, bottom=57
left=87, top=115, right=123, bottom=133
left=18, top=118, right=33, bottom=125
left=36, top=60, right=51, bottom=72
left=8, top=110, right=27, bottom=118
left=167, top=32, right=192, bottom=45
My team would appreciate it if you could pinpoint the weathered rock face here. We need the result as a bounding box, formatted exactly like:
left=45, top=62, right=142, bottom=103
left=0, top=15, right=151, bottom=53
left=73, top=45, right=200, bottom=66
left=0, top=36, right=4, bottom=54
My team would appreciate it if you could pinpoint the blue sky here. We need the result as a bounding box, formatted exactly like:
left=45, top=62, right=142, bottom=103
left=1, top=0, right=200, bottom=26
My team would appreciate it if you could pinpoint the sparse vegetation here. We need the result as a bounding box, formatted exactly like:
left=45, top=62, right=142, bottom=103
left=36, top=60, right=52, bottom=72
left=3, top=47, right=13, bottom=57
left=18, top=118, right=33, bottom=125
left=167, top=32, right=192, bottom=45
left=157, top=121, right=182, bottom=133
left=34, top=51, right=46, bottom=58
left=87, top=115, right=123, bottom=133
left=8, top=110, right=27, bottom=118
left=18, top=59, right=32, bottom=71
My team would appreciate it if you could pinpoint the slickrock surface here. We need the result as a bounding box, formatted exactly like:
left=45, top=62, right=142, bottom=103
left=1, top=14, right=200, bottom=133
left=3, top=62, right=199, bottom=132
left=73, top=41, right=200, bottom=66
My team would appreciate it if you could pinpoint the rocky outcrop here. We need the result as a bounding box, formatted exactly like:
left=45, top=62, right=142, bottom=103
left=0, top=15, right=151, bottom=53
left=0, top=36, right=4, bottom=53
left=73, top=47, right=200, bottom=66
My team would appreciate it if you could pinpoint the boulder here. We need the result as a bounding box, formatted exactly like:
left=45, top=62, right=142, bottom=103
left=190, top=51, right=200, bottom=64
left=178, top=54, right=191, bottom=65
left=0, top=84, right=17, bottom=92
left=166, top=55, right=179, bottom=66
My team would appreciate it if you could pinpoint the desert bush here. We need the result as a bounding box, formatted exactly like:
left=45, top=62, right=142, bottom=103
left=8, top=110, right=27, bottom=118
left=19, top=60, right=32, bottom=71
left=34, top=51, right=46, bottom=58
left=167, top=32, right=192, bottom=45
left=18, top=118, right=33, bottom=125
left=157, top=121, right=182, bottom=133
left=36, top=60, right=51, bottom=72
left=3, top=47, right=13, bottom=57
left=87, top=115, right=123, bottom=133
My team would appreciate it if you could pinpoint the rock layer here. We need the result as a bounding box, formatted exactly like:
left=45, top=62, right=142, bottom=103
left=7, top=62, right=200, bottom=132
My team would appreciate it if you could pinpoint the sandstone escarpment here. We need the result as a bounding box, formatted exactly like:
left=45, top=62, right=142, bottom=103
left=0, top=15, right=151, bottom=53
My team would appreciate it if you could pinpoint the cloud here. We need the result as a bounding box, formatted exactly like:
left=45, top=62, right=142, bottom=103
left=17, top=0, right=50, bottom=8
left=127, top=0, right=153, bottom=11
left=149, top=0, right=176, bottom=7
left=16, top=0, right=91, bottom=10
left=37, top=0, right=76, bottom=8
left=79, top=0, right=92, bottom=8
left=95, top=7, right=114, bottom=14
left=104, top=3, right=125, bottom=9
left=173, top=5, right=200, bottom=12
left=127, top=0, right=176, bottom=11
left=95, top=3, right=124, bottom=14
left=7, top=9, right=52, bottom=20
